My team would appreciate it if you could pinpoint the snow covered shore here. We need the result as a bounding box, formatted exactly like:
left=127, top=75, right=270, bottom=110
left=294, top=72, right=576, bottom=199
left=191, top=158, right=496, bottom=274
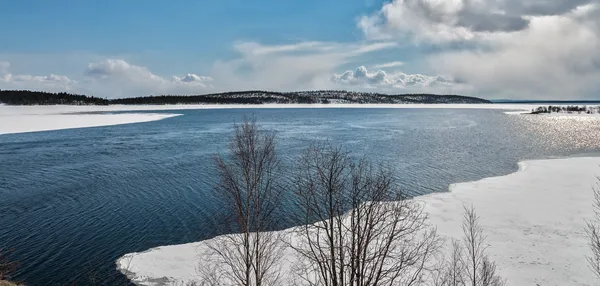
left=117, top=156, right=600, bottom=285
left=0, top=112, right=181, bottom=135
left=5, top=103, right=597, bottom=135
left=0, top=103, right=539, bottom=115
left=0, top=105, right=182, bottom=135
left=0, top=103, right=541, bottom=135
left=0, top=103, right=543, bottom=114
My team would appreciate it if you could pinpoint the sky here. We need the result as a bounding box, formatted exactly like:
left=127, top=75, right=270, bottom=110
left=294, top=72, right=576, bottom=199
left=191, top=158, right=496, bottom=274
left=0, top=0, right=599, bottom=100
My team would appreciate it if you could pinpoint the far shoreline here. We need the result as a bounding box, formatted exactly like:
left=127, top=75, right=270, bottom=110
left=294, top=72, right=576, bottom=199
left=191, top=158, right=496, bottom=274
left=1, top=103, right=591, bottom=135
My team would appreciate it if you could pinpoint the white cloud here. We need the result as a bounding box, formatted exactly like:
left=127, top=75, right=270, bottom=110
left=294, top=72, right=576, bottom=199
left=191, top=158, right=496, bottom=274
left=359, top=0, right=592, bottom=44
left=84, top=59, right=213, bottom=97
left=85, top=59, right=165, bottom=84
left=234, top=41, right=337, bottom=56
left=360, top=0, right=600, bottom=99
left=429, top=3, right=600, bottom=99
left=359, top=0, right=476, bottom=43
left=331, top=66, right=463, bottom=93
left=172, top=74, right=213, bottom=84
left=372, top=61, right=404, bottom=69
left=0, top=61, right=76, bottom=92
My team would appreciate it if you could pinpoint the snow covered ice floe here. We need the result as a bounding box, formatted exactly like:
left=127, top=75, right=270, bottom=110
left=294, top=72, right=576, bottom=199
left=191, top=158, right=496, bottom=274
left=117, top=156, right=600, bottom=285
left=0, top=105, right=182, bottom=135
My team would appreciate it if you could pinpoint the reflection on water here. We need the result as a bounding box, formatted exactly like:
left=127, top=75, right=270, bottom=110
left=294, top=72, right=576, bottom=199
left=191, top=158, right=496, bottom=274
left=1, top=108, right=600, bottom=285
left=516, top=114, right=600, bottom=152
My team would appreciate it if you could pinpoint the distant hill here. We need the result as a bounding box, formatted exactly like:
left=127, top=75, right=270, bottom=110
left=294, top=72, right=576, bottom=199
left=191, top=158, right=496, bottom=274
left=0, top=90, right=491, bottom=105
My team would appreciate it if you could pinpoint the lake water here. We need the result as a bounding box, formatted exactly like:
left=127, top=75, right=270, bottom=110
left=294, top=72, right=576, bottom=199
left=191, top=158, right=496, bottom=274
left=2, top=108, right=600, bottom=285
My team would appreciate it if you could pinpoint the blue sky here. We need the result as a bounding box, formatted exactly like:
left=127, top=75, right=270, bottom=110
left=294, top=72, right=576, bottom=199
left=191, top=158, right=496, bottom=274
left=0, top=0, right=599, bottom=99
left=1, top=1, right=373, bottom=52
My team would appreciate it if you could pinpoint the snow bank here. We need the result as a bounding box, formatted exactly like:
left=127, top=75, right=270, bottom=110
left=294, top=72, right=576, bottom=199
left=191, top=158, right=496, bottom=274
left=421, top=157, right=599, bottom=285
left=0, top=105, right=182, bottom=135
left=0, top=113, right=181, bottom=135
left=117, top=156, right=600, bottom=285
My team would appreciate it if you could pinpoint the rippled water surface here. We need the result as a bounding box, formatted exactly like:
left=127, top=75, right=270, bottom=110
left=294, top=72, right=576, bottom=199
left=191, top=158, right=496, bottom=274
left=1, top=108, right=600, bottom=285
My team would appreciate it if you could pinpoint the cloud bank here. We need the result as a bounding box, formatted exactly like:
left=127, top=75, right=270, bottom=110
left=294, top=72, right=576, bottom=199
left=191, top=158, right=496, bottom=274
left=332, top=66, right=457, bottom=90
left=360, top=0, right=600, bottom=99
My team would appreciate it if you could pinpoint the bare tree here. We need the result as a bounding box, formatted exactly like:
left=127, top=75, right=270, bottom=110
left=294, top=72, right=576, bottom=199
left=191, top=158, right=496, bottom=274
left=461, top=206, right=486, bottom=286
left=586, top=177, right=600, bottom=279
left=435, top=206, right=504, bottom=286
left=433, top=240, right=465, bottom=286
left=478, top=257, right=503, bottom=286
left=202, top=117, right=284, bottom=286
left=291, top=144, right=441, bottom=286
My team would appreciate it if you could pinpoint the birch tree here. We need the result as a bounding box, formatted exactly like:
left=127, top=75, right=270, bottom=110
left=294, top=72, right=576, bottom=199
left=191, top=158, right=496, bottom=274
left=292, top=144, right=441, bottom=286
left=202, top=117, right=284, bottom=286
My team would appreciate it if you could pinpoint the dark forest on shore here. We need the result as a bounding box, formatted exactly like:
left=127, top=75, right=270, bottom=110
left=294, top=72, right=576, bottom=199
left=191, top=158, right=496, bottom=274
left=0, top=90, right=491, bottom=105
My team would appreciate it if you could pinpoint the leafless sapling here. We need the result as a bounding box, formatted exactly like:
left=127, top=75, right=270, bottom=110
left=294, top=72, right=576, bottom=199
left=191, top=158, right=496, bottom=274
left=586, top=177, right=600, bottom=279
left=436, top=206, right=504, bottom=286
left=202, top=117, right=284, bottom=286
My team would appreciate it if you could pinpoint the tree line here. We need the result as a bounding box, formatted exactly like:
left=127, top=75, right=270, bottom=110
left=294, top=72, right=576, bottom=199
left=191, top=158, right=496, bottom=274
left=0, top=90, right=109, bottom=105
left=0, top=90, right=491, bottom=106
left=531, top=105, right=600, bottom=114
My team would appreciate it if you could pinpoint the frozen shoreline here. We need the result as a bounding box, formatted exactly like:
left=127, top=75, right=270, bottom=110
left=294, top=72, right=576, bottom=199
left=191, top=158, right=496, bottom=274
left=0, top=103, right=542, bottom=114
left=3, top=103, right=597, bottom=135
left=0, top=103, right=541, bottom=135
left=0, top=112, right=182, bottom=135
left=117, top=156, right=600, bottom=285
left=0, top=105, right=184, bottom=135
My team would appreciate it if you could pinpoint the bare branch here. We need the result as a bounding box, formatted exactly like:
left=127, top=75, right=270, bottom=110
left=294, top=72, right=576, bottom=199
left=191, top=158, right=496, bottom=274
left=586, top=177, right=600, bottom=279
left=435, top=206, right=504, bottom=286
left=202, top=116, right=284, bottom=286
left=292, top=144, right=441, bottom=286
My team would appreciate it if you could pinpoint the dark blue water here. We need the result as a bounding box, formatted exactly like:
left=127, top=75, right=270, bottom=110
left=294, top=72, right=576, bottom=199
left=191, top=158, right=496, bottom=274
left=1, top=108, right=600, bottom=285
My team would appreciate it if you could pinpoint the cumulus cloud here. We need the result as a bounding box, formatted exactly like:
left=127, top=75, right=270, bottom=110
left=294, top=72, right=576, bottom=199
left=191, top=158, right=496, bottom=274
left=0, top=61, right=76, bottom=92
left=172, top=74, right=213, bottom=84
left=359, top=0, right=474, bottom=42
left=360, top=0, right=600, bottom=98
left=332, top=65, right=460, bottom=92
left=85, top=59, right=166, bottom=84
left=429, top=3, right=600, bottom=99
left=359, top=0, right=593, bottom=43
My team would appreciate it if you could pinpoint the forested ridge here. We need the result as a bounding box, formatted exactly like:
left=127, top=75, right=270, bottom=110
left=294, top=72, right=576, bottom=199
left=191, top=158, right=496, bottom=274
left=0, top=90, right=109, bottom=105
left=0, top=89, right=491, bottom=105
